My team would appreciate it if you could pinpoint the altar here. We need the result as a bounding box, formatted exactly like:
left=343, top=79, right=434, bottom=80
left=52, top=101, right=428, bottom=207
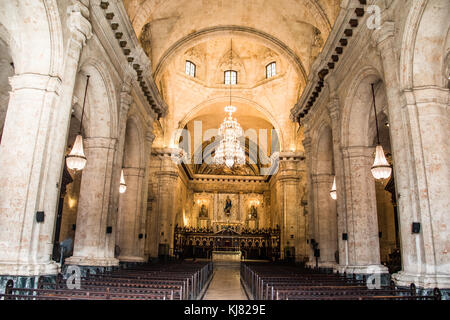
left=212, top=250, right=242, bottom=262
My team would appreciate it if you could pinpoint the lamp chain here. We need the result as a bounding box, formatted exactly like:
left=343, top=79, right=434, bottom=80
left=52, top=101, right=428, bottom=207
left=79, top=75, right=90, bottom=134
left=371, top=83, right=381, bottom=146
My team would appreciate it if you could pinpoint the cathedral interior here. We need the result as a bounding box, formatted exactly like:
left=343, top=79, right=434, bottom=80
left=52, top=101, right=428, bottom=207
left=0, top=0, right=449, bottom=303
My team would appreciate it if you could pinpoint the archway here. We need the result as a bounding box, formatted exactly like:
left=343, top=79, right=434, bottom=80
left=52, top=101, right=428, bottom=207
left=117, top=116, right=146, bottom=262
left=64, top=64, right=119, bottom=267
left=310, top=124, right=337, bottom=269
left=340, top=70, right=395, bottom=275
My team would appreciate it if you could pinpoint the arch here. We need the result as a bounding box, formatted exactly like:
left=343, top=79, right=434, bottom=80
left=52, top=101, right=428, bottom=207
left=192, top=137, right=263, bottom=176
left=0, top=0, right=63, bottom=75
left=123, top=114, right=146, bottom=169
left=131, top=0, right=333, bottom=45
left=173, top=96, right=284, bottom=150
left=76, top=60, right=119, bottom=139
left=400, top=0, right=450, bottom=89
left=313, top=123, right=333, bottom=176
left=154, top=26, right=308, bottom=82
left=341, top=66, right=383, bottom=149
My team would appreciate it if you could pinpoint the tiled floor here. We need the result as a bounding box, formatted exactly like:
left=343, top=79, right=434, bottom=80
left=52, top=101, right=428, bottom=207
left=202, top=262, right=248, bottom=300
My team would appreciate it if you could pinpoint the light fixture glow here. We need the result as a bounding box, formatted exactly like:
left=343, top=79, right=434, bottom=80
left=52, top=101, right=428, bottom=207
left=66, top=134, right=87, bottom=172
left=370, top=83, right=392, bottom=180
left=371, top=145, right=392, bottom=180
left=119, top=169, right=127, bottom=194
left=66, top=75, right=90, bottom=172
left=214, top=40, right=245, bottom=168
left=330, top=176, right=337, bottom=200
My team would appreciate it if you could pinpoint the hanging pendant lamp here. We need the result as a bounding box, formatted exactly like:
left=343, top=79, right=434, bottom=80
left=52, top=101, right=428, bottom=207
left=119, top=169, right=127, bottom=194
left=330, top=176, right=337, bottom=200
left=66, top=75, right=90, bottom=172
left=214, top=40, right=245, bottom=168
left=370, top=83, right=392, bottom=180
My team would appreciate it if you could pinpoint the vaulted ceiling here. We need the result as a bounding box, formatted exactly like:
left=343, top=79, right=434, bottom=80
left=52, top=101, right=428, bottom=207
left=123, top=0, right=341, bottom=75
left=122, top=0, right=341, bottom=173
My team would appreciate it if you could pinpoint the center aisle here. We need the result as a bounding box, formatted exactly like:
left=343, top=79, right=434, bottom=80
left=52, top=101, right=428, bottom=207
left=202, top=262, right=248, bottom=300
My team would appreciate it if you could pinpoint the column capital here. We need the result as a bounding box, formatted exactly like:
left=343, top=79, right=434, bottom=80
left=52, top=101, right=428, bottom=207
left=341, top=145, right=374, bottom=159
left=9, top=73, right=61, bottom=94
left=146, top=130, right=156, bottom=144
left=85, top=137, right=117, bottom=150
left=410, top=86, right=449, bottom=106
left=371, top=21, right=395, bottom=51
left=302, top=137, right=312, bottom=154
left=67, top=1, right=92, bottom=46
left=123, top=167, right=145, bottom=178
left=327, top=97, right=340, bottom=122
left=120, top=91, right=133, bottom=111
left=311, top=173, right=334, bottom=185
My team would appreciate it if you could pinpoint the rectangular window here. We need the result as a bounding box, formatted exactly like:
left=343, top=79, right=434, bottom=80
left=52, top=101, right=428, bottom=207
left=225, top=70, right=237, bottom=85
left=185, top=61, right=196, bottom=77
left=266, top=62, right=276, bottom=79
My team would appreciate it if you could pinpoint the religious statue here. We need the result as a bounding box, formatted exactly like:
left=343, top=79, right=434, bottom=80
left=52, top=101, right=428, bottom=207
left=199, top=204, right=208, bottom=218
left=249, top=205, right=258, bottom=219
left=224, top=196, right=232, bottom=217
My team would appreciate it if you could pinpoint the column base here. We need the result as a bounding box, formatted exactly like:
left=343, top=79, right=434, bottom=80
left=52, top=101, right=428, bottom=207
left=345, top=264, right=389, bottom=275
left=392, top=271, right=450, bottom=289
left=344, top=265, right=390, bottom=287
left=0, top=274, right=57, bottom=293
left=0, top=261, right=60, bottom=277
left=64, top=256, right=119, bottom=267
left=305, top=261, right=336, bottom=271
left=118, top=255, right=146, bottom=263
left=334, top=265, right=348, bottom=274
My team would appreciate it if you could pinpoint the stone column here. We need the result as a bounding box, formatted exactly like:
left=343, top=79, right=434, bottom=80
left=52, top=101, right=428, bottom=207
left=263, top=191, right=271, bottom=228
left=154, top=149, right=180, bottom=257
left=117, top=167, right=146, bottom=262
left=107, top=78, right=133, bottom=262
left=0, top=0, right=91, bottom=278
left=0, top=73, right=61, bottom=276
left=341, top=146, right=388, bottom=276
left=302, top=133, right=316, bottom=266
left=328, top=96, right=349, bottom=272
left=277, top=153, right=305, bottom=262
left=213, top=192, right=219, bottom=222
left=65, top=137, right=119, bottom=267
left=373, top=22, right=450, bottom=288
left=311, top=174, right=337, bottom=268
left=145, top=179, right=158, bottom=259
left=140, top=129, right=155, bottom=260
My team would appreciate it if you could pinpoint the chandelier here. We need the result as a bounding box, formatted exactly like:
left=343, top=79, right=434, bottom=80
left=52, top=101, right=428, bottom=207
left=370, top=83, right=392, bottom=180
left=66, top=75, right=89, bottom=172
left=119, top=169, right=127, bottom=194
left=214, top=40, right=245, bottom=168
left=330, top=176, right=337, bottom=200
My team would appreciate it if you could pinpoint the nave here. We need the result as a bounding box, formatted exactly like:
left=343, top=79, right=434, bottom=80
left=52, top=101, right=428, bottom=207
left=0, top=0, right=449, bottom=305
left=0, top=260, right=443, bottom=301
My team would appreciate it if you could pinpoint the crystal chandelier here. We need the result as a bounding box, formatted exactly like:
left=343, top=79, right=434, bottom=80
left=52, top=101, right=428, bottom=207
left=330, top=176, right=337, bottom=200
left=214, top=40, right=245, bottom=168
left=370, top=83, right=392, bottom=180
left=66, top=75, right=89, bottom=172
